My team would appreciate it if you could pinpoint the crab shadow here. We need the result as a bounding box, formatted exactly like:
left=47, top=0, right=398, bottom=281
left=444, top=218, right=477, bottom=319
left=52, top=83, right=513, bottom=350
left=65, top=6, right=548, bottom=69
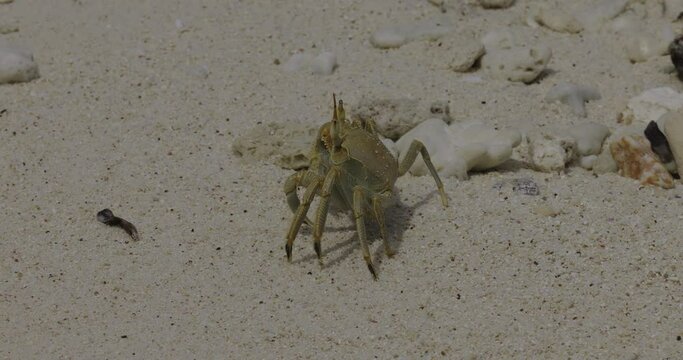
left=292, top=191, right=438, bottom=276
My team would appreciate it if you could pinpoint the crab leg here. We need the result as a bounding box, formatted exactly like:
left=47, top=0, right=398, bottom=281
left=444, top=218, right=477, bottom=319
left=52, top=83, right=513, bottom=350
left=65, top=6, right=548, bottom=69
left=285, top=178, right=322, bottom=261
left=312, top=167, right=339, bottom=262
left=353, top=186, right=376, bottom=280
left=372, top=193, right=395, bottom=258
left=284, top=170, right=320, bottom=226
left=398, top=140, right=449, bottom=207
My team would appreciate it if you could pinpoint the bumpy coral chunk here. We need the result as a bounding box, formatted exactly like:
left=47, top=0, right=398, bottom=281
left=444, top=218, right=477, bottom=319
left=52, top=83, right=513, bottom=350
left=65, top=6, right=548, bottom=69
left=610, top=135, right=674, bottom=189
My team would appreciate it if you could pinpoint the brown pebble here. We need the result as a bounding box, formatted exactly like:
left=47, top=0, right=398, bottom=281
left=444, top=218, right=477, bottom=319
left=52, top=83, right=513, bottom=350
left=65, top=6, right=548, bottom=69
left=610, top=135, right=674, bottom=189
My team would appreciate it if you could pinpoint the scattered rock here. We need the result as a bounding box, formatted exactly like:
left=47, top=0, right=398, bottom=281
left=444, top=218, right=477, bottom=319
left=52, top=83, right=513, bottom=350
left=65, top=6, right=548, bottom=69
left=427, top=0, right=450, bottom=12
left=670, top=35, right=683, bottom=80
left=481, top=30, right=517, bottom=50
left=528, top=133, right=577, bottom=172
left=575, top=0, right=629, bottom=32
left=534, top=7, right=583, bottom=33
left=619, top=87, right=683, bottom=125
left=545, top=83, right=601, bottom=118
left=0, top=23, right=18, bottom=34
left=481, top=45, right=551, bottom=83
left=623, top=23, right=675, bottom=63
left=534, top=203, right=562, bottom=217
left=566, top=122, right=610, bottom=156
left=579, top=154, right=598, bottom=170
left=370, top=18, right=453, bottom=49
left=175, top=19, right=185, bottom=31
left=661, top=109, right=683, bottom=175
left=283, top=53, right=313, bottom=72
left=396, top=118, right=454, bottom=174
left=524, top=122, right=604, bottom=172
left=664, top=0, right=683, bottom=20
left=282, top=51, right=337, bottom=75
left=431, top=32, right=485, bottom=72
left=232, top=122, right=318, bottom=170
left=479, top=0, right=515, bottom=9
left=611, top=135, right=674, bottom=188
left=450, top=122, right=522, bottom=175
left=593, top=148, right=618, bottom=174
left=351, top=96, right=451, bottom=140
left=593, top=125, right=643, bottom=174
left=311, top=52, right=337, bottom=75
left=0, top=42, right=39, bottom=84
left=533, top=0, right=630, bottom=33
left=396, top=119, right=521, bottom=179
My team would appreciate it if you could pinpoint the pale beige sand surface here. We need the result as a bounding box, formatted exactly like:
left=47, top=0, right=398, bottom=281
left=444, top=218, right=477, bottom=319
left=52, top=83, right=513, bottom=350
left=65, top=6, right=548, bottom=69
left=1, top=0, right=681, bottom=359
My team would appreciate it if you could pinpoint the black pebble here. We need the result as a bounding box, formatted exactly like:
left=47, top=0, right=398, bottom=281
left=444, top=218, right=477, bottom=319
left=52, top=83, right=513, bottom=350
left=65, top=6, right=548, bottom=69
left=644, top=121, right=674, bottom=163
left=670, top=35, right=683, bottom=80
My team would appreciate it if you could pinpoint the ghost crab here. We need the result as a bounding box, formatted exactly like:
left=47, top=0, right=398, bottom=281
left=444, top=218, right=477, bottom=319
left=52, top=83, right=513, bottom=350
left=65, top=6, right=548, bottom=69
left=284, top=95, right=448, bottom=279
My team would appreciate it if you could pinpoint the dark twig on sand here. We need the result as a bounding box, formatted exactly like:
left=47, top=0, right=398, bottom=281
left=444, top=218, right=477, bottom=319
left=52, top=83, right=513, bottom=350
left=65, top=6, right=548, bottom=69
left=97, top=208, right=140, bottom=241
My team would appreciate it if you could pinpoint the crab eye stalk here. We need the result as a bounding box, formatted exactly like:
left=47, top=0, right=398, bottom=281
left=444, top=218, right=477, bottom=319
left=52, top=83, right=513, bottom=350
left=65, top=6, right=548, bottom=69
left=329, top=93, right=343, bottom=150
left=337, top=99, right=346, bottom=124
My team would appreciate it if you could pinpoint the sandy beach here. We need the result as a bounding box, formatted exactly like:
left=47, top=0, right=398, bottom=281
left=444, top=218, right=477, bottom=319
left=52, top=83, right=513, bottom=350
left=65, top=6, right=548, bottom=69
left=1, top=0, right=682, bottom=358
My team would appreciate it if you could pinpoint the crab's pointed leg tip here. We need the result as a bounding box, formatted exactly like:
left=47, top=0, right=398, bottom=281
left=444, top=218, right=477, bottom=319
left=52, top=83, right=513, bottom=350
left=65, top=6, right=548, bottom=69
left=367, top=263, right=378, bottom=280
left=285, top=244, right=292, bottom=262
left=314, top=242, right=322, bottom=259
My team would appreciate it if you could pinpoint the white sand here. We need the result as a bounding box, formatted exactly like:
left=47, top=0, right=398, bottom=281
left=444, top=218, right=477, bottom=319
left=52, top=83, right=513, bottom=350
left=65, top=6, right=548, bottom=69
left=1, top=0, right=681, bottom=358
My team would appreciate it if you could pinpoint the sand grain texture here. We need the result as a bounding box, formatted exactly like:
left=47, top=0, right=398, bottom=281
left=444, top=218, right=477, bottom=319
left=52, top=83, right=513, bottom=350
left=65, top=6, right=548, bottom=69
left=1, top=0, right=681, bottom=359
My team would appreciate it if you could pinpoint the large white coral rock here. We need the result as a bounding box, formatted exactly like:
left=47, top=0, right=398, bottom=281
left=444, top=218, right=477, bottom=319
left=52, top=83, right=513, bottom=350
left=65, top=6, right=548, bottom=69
left=660, top=109, right=683, bottom=176
left=396, top=119, right=521, bottom=179
left=481, top=45, right=552, bottom=83
left=619, top=87, right=683, bottom=125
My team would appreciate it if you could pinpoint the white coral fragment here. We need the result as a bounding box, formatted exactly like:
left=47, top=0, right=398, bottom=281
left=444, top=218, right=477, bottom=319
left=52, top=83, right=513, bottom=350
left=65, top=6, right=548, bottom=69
left=0, top=41, right=39, bottom=84
left=370, top=18, right=453, bottom=49
left=481, top=45, right=552, bottom=83
left=566, top=122, right=610, bottom=156
left=545, top=83, right=601, bottom=117
left=528, top=133, right=577, bottom=172
left=620, top=87, right=683, bottom=125
left=283, top=51, right=338, bottom=75
left=396, top=119, right=521, bottom=179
